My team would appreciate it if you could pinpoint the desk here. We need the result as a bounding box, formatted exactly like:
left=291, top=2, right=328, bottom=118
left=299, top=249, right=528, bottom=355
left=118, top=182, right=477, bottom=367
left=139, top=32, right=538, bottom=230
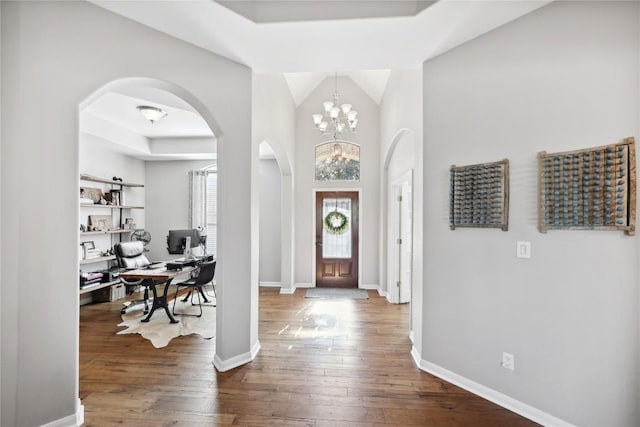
left=119, top=266, right=194, bottom=323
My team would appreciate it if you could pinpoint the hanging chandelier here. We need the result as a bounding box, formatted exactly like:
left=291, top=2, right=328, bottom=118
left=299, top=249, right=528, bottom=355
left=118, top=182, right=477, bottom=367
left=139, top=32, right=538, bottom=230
left=311, top=73, right=358, bottom=140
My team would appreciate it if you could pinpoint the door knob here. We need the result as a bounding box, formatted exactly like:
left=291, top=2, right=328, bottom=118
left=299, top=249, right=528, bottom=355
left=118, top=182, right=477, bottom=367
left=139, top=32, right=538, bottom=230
left=315, top=241, right=323, bottom=247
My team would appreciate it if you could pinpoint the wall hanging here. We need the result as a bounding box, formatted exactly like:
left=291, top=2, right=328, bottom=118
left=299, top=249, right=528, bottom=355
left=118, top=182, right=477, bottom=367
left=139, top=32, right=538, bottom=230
left=450, top=159, right=509, bottom=231
left=538, top=137, right=636, bottom=235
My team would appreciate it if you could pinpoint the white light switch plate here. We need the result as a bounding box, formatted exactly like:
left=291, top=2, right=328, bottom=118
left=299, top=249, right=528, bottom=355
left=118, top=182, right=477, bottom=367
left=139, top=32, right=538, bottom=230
left=516, top=241, right=531, bottom=259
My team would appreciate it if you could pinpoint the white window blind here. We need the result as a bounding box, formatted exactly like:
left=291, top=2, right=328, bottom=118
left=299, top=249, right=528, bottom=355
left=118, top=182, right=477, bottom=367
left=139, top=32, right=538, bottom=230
left=189, top=168, right=217, bottom=257
left=205, top=172, right=217, bottom=255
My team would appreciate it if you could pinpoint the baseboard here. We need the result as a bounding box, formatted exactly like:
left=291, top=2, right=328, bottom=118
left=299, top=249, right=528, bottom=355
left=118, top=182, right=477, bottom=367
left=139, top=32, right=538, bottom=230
left=259, top=281, right=281, bottom=287
left=213, top=340, right=261, bottom=372
left=412, top=352, right=575, bottom=427
left=360, top=283, right=378, bottom=290
left=279, top=286, right=296, bottom=295
left=40, top=399, right=84, bottom=427
left=294, top=282, right=313, bottom=288
left=409, top=330, right=414, bottom=344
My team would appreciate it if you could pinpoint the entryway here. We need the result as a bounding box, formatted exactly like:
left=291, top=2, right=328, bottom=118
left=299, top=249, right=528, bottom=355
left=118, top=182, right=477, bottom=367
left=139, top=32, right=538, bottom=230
left=315, top=191, right=359, bottom=288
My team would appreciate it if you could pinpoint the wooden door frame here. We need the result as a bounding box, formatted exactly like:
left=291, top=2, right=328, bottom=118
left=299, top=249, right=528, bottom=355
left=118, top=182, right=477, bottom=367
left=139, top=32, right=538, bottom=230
left=312, top=188, right=361, bottom=288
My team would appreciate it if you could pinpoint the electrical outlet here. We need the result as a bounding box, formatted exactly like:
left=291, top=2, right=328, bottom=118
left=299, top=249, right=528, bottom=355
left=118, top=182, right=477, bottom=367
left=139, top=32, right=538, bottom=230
left=501, top=352, right=515, bottom=371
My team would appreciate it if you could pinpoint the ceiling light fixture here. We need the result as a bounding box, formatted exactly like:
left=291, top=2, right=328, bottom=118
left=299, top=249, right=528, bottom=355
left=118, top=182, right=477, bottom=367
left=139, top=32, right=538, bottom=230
left=312, top=73, right=358, bottom=141
left=136, top=105, right=167, bottom=124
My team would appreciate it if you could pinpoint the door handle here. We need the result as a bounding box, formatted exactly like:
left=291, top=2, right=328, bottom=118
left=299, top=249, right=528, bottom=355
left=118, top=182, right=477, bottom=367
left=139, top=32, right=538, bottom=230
left=315, top=241, right=323, bottom=247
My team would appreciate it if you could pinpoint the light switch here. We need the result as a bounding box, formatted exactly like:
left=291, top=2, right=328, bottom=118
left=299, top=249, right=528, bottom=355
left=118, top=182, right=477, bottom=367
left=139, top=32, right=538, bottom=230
left=516, top=241, right=531, bottom=259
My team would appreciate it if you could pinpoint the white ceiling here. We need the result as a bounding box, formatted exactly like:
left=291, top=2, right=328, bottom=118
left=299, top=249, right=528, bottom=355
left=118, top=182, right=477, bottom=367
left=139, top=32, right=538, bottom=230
left=84, top=0, right=552, bottom=159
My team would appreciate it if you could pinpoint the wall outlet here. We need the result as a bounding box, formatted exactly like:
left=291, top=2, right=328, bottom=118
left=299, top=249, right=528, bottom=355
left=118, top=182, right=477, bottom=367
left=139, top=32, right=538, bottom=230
left=501, top=352, right=515, bottom=371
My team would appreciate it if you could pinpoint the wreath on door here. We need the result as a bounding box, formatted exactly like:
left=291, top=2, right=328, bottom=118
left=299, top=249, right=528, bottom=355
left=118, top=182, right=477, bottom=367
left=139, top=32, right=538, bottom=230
left=324, top=211, right=349, bottom=234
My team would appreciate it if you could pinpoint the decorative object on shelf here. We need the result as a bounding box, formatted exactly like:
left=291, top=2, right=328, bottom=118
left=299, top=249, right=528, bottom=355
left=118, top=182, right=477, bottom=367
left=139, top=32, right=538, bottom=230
left=131, top=229, right=152, bottom=252
left=89, top=215, right=113, bottom=231
left=136, top=105, right=167, bottom=124
left=538, top=137, right=636, bottom=235
left=324, top=210, right=349, bottom=234
left=80, top=187, right=103, bottom=204
left=450, top=159, right=509, bottom=231
left=311, top=73, right=358, bottom=141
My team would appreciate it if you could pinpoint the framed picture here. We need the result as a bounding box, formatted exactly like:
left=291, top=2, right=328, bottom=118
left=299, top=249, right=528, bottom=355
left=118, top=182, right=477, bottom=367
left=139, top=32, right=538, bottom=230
left=82, top=241, right=95, bottom=250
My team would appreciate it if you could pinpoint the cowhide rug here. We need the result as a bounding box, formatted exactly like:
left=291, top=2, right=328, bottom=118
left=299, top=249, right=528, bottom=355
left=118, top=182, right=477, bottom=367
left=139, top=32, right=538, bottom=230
left=117, top=298, right=216, bottom=348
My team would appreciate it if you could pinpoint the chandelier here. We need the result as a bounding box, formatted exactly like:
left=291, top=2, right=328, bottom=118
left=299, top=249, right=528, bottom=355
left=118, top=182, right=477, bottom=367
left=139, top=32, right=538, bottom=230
left=311, top=73, right=358, bottom=140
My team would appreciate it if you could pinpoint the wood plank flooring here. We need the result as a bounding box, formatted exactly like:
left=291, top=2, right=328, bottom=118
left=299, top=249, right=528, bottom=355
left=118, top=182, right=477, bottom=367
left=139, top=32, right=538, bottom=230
left=80, top=287, right=538, bottom=426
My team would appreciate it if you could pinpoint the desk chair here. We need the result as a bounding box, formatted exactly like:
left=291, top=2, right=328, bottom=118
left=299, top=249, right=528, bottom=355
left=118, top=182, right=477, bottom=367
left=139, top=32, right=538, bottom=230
left=114, top=241, right=152, bottom=315
left=172, top=260, right=216, bottom=318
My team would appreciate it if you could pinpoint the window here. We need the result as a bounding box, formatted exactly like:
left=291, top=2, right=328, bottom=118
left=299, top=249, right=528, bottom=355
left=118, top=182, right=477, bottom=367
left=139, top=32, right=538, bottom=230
left=315, top=141, right=360, bottom=181
left=189, top=167, right=217, bottom=256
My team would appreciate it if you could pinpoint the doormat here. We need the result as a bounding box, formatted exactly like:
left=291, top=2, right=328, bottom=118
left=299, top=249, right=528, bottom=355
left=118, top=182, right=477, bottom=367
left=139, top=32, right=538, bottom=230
left=305, top=288, right=369, bottom=299
left=116, top=299, right=216, bottom=348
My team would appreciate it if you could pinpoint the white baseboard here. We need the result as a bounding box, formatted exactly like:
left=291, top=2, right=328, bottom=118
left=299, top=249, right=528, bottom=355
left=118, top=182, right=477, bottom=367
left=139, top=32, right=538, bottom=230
left=213, top=340, right=261, bottom=372
left=40, top=399, right=84, bottom=427
left=360, top=283, right=378, bottom=290
left=411, top=348, right=575, bottom=427
left=295, top=282, right=313, bottom=288
left=259, top=281, right=281, bottom=287
left=409, top=330, right=414, bottom=344
left=279, top=286, right=296, bottom=294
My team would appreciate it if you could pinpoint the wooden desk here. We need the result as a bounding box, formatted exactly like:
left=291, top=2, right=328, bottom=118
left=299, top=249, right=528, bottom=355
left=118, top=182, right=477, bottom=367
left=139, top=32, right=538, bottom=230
left=119, top=266, right=194, bottom=323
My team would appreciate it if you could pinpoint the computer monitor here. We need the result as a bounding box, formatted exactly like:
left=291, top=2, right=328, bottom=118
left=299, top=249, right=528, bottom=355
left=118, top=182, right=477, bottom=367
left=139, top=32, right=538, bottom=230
left=167, top=229, right=202, bottom=255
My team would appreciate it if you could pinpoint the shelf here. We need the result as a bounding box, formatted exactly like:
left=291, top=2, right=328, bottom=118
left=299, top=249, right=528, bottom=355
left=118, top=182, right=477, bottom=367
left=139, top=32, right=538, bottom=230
left=80, top=173, right=144, bottom=188
left=79, top=279, right=120, bottom=295
left=81, top=229, right=132, bottom=236
left=80, top=204, right=144, bottom=210
left=80, top=255, right=116, bottom=265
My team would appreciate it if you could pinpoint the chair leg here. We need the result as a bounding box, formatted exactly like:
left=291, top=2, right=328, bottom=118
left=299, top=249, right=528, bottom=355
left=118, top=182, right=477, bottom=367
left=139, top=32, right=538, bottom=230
left=173, top=286, right=202, bottom=317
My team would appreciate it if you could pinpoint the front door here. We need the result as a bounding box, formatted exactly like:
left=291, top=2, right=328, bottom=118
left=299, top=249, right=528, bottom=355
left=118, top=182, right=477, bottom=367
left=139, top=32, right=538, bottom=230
left=315, top=191, right=359, bottom=288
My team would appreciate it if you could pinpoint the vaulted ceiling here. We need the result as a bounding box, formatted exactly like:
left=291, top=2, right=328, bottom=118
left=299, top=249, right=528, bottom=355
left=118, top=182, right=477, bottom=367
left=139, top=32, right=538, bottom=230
left=83, top=0, right=551, bottom=158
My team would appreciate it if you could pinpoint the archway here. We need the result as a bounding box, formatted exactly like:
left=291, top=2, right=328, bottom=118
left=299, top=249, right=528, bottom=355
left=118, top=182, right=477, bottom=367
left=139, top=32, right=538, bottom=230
left=258, top=139, right=295, bottom=294
left=381, top=128, right=416, bottom=305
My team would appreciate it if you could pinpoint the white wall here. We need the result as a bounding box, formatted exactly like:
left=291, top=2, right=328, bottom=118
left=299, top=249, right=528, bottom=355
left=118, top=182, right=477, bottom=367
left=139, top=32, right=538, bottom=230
left=421, top=2, right=639, bottom=426
left=259, top=159, right=282, bottom=283
left=295, top=76, right=380, bottom=287
left=253, top=73, right=296, bottom=292
left=0, top=2, right=254, bottom=425
left=379, top=68, right=423, bottom=345
left=145, top=160, right=214, bottom=262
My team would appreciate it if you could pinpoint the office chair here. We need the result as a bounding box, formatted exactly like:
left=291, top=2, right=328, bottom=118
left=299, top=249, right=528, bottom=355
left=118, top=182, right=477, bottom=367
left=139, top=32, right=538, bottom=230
left=172, top=260, right=216, bottom=318
left=114, top=241, right=152, bottom=315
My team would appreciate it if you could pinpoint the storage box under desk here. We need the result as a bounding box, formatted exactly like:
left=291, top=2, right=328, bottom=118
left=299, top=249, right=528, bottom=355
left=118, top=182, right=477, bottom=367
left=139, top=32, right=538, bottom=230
left=93, top=283, right=126, bottom=302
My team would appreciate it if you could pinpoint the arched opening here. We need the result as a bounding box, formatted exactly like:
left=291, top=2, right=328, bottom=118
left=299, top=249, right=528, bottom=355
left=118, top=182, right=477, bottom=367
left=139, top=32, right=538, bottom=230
left=78, top=77, right=224, bottom=415
left=258, top=139, right=295, bottom=294
left=381, top=129, right=415, bottom=308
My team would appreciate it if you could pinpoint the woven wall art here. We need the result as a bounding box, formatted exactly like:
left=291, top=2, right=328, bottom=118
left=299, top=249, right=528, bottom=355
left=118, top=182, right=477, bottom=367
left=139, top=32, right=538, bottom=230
left=450, top=159, right=509, bottom=231
left=538, top=137, right=636, bottom=235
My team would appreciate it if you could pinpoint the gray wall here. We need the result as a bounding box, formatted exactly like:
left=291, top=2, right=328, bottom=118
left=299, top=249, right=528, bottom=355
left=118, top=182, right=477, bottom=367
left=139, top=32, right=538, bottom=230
left=259, top=159, right=282, bottom=283
left=253, top=73, right=296, bottom=291
left=295, top=76, right=381, bottom=287
left=1, top=2, right=253, bottom=425
left=145, top=160, right=215, bottom=262
left=421, top=2, right=639, bottom=426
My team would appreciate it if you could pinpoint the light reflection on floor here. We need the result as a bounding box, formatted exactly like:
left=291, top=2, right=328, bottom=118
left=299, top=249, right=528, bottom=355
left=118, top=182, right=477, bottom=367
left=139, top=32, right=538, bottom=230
left=283, top=299, right=358, bottom=348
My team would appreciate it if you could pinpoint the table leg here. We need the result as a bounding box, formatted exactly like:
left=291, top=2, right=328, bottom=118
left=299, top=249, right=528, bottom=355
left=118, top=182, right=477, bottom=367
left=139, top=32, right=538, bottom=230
left=140, top=278, right=179, bottom=324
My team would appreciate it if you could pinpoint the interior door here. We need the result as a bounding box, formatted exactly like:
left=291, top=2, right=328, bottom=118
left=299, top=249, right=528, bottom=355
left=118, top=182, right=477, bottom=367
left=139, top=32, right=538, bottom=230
left=315, top=191, right=359, bottom=288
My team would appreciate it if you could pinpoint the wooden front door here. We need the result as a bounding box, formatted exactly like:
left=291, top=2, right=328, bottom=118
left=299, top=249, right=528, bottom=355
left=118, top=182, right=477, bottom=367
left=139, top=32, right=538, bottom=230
left=315, top=191, right=359, bottom=288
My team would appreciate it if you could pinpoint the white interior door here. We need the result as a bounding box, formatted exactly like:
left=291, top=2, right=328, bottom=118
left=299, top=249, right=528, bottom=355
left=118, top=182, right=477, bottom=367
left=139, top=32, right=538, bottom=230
left=388, top=170, right=413, bottom=304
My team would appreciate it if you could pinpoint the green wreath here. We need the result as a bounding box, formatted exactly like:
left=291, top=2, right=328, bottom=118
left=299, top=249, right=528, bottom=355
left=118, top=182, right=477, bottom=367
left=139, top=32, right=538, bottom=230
left=324, top=211, right=349, bottom=234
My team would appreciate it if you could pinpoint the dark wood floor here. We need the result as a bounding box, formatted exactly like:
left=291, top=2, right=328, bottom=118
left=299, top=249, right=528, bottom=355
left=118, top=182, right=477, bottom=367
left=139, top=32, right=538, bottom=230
left=79, top=287, right=538, bottom=426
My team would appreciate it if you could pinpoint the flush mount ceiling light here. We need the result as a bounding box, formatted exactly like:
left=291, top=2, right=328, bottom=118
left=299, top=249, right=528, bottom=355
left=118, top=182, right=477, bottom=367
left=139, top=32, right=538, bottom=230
left=312, top=73, right=358, bottom=141
left=136, top=105, right=167, bottom=124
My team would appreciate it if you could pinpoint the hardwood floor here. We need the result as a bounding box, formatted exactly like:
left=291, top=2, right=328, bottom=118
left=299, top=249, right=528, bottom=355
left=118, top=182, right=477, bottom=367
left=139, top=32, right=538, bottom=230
left=80, top=287, right=538, bottom=426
